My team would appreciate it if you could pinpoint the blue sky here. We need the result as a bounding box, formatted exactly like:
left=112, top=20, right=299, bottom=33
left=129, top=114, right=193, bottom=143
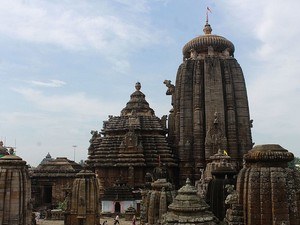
left=1, top=0, right=300, bottom=166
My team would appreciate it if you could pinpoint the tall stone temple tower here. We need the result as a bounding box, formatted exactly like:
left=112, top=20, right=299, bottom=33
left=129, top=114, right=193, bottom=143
left=166, top=22, right=253, bottom=185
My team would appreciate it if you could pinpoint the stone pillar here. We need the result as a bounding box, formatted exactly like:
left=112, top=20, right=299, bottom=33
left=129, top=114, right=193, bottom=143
left=206, top=166, right=236, bottom=221
left=65, top=169, right=100, bottom=225
left=0, top=155, right=31, bottom=225
left=236, top=144, right=300, bottom=225
left=159, top=188, right=167, bottom=221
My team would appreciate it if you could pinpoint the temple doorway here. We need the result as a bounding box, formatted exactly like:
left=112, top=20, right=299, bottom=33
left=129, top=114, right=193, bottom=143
left=43, top=186, right=52, bottom=204
left=115, top=202, right=121, bottom=213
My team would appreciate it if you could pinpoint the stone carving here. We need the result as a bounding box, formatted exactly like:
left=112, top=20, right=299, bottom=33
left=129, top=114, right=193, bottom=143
left=224, top=184, right=238, bottom=205
left=163, top=80, right=175, bottom=107
left=205, top=112, right=227, bottom=156
left=190, top=48, right=198, bottom=59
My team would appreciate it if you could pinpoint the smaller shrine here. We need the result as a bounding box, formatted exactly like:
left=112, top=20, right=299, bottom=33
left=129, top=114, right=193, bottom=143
left=65, top=169, right=100, bottom=225
left=0, top=155, right=31, bottom=225
left=30, top=156, right=83, bottom=209
left=196, top=149, right=235, bottom=198
left=226, top=144, right=300, bottom=225
left=162, top=178, right=219, bottom=225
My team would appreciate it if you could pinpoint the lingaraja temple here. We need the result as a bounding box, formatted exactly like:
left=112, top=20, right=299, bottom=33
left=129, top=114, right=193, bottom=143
left=165, top=22, right=253, bottom=185
left=1, top=13, right=300, bottom=225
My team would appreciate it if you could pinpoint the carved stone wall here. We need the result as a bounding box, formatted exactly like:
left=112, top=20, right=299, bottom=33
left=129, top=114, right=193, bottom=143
left=167, top=23, right=253, bottom=185
left=236, top=144, right=300, bottom=225
left=87, top=83, right=177, bottom=192
left=65, top=169, right=100, bottom=225
left=0, top=155, right=31, bottom=225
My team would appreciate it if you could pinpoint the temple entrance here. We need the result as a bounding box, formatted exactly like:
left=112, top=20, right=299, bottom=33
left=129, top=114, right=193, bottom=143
left=43, top=186, right=52, bottom=204
left=114, top=202, right=121, bottom=213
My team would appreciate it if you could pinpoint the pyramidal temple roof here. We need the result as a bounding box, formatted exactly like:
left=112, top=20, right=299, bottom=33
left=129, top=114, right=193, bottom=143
left=121, top=82, right=155, bottom=116
left=31, top=157, right=83, bottom=178
left=87, top=82, right=177, bottom=168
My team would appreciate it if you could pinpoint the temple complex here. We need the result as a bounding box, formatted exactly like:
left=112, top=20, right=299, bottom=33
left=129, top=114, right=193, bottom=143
left=165, top=22, right=253, bottom=185
left=30, top=156, right=83, bottom=210
left=1, top=7, right=300, bottom=225
left=87, top=82, right=177, bottom=194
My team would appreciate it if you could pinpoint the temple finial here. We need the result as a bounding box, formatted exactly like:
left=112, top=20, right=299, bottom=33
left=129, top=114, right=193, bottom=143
left=135, top=82, right=141, bottom=91
left=206, top=7, right=212, bottom=24
left=203, top=7, right=212, bottom=35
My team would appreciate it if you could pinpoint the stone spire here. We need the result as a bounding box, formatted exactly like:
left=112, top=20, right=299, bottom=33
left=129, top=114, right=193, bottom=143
left=0, top=155, right=31, bottom=225
left=166, top=21, right=252, bottom=185
left=65, top=169, right=100, bottom=225
left=162, top=178, right=218, bottom=225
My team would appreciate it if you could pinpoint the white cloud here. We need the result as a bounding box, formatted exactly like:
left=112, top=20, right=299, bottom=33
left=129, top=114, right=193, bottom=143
left=12, top=87, right=120, bottom=118
left=0, top=1, right=168, bottom=74
left=221, top=0, right=300, bottom=153
left=0, top=1, right=163, bottom=53
left=29, top=79, right=66, bottom=87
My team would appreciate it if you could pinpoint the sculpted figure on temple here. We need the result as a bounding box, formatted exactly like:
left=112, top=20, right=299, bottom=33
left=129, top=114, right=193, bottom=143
left=163, top=80, right=175, bottom=106
left=205, top=112, right=227, bottom=155
left=225, top=184, right=238, bottom=205
left=190, top=48, right=198, bottom=59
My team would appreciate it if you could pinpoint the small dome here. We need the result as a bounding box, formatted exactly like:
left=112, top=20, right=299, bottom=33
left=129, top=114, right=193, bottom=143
left=182, top=23, right=235, bottom=58
left=244, top=144, right=294, bottom=163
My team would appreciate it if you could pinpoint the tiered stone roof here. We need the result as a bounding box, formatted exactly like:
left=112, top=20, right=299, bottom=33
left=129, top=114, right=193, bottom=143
left=87, top=82, right=177, bottom=168
left=162, top=178, right=218, bottom=225
left=31, top=157, right=83, bottom=178
left=102, top=180, right=135, bottom=201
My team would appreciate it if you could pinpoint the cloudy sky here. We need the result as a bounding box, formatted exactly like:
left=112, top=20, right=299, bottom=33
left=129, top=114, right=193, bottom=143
left=1, top=0, right=299, bottom=166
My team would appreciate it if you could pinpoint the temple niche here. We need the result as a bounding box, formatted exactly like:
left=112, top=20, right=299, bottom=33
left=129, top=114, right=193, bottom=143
left=87, top=82, right=177, bottom=213
left=165, top=22, right=253, bottom=185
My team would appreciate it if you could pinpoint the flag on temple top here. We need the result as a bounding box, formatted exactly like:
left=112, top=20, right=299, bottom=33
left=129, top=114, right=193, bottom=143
left=224, top=150, right=228, bottom=155
left=207, top=7, right=212, bottom=13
